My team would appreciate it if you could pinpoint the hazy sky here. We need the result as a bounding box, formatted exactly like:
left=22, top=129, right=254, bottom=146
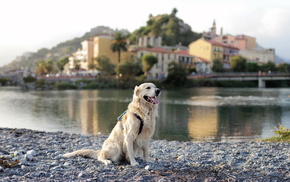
left=1, top=0, right=290, bottom=66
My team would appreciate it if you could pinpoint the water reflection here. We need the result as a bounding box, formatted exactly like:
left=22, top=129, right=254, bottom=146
left=188, top=107, right=218, bottom=140
left=62, top=90, right=130, bottom=135
left=0, top=87, right=290, bottom=142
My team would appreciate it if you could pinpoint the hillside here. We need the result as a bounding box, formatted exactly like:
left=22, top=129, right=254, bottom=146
left=129, top=8, right=201, bottom=46
left=0, top=8, right=201, bottom=73
left=0, top=26, right=120, bottom=73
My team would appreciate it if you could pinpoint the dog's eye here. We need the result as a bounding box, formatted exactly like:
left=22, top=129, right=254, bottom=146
left=146, top=87, right=151, bottom=89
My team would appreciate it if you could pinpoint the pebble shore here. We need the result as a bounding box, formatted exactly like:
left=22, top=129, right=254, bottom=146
left=1, top=128, right=290, bottom=181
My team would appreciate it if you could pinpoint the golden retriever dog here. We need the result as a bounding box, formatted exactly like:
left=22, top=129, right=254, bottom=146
left=64, top=83, right=160, bottom=166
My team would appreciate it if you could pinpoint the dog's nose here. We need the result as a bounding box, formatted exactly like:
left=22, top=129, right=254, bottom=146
left=155, top=89, right=161, bottom=96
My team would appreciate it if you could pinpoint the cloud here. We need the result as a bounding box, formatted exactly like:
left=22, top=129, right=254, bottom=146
left=257, top=7, right=290, bottom=38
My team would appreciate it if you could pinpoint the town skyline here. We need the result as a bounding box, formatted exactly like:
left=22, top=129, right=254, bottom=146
left=1, top=0, right=290, bottom=67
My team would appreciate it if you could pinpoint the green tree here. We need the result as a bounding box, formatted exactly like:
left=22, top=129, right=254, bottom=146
left=46, top=59, right=53, bottom=73
left=116, top=59, right=142, bottom=81
left=142, top=54, right=158, bottom=77
left=35, top=60, right=47, bottom=76
left=95, top=55, right=115, bottom=75
left=57, top=56, right=69, bottom=72
left=74, top=60, right=81, bottom=71
left=261, top=61, right=277, bottom=72
left=163, top=62, right=188, bottom=87
left=0, top=78, right=10, bottom=86
left=246, top=62, right=261, bottom=72
left=128, top=9, right=201, bottom=47
left=212, top=59, right=224, bottom=72
left=277, top=63, right=289, bottom=73
left=230, top=55, right=247, bottom=72
left=164, top=17, right=179, bottom=45
left=111, top=31, right=128, bottom=64
left=35, top=60, right=53, bottom=76
left=88, top=62, right=97, bottom=70
left=171, top=8, right=178, bottom=17
left=88, top=57, right=97, bottom=71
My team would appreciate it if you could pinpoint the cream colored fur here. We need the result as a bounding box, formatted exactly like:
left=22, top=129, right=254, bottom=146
left=64, top=83, right=160, bottom=166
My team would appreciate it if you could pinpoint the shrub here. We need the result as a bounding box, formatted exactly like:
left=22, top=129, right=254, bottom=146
left=274, top=124, right=290, bottom=138
left=35, top=79, right=46, bottom=89
left=0, top=78, right=10, bottom=86
left=23, top=76, right=36, bottom=83
left=55, top=82, right=77, bottom=90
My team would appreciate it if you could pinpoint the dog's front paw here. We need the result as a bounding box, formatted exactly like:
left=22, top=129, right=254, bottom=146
left=101, top=159, right=112, bottom=165
left=130, top=161, right=139, bottom=166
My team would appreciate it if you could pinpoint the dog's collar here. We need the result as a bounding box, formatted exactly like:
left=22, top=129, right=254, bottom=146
left=117, top=110, right=144, bottom=135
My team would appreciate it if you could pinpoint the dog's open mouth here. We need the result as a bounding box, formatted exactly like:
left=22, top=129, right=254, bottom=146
left=144, top=96, right=159, bottom=104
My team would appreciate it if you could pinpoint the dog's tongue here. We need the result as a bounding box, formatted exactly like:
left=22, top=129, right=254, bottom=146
left=150, top=97, right=159, bottom=104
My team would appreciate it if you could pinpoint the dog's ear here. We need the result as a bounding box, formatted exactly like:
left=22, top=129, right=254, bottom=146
left=134, top=85, right=139, bottom=97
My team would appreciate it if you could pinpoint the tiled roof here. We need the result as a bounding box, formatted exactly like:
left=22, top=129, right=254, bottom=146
left=174, top=50, right=194, bottom=57
left=136, top=47, right=173, bottom=53
left=190, top=54, right=210, bottom=63
left=207, top=40, right=239, bottom=50
left=197, top=57, right=210, bottom=63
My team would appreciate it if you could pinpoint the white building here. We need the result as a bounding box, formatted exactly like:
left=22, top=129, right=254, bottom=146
left=239, top=49, right=275, bottom=64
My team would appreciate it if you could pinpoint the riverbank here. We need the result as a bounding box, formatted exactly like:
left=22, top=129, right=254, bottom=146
left=1, top=128, right=290, bottom=181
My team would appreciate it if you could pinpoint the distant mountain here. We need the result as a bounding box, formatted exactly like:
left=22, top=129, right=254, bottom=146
left=0, top=9, right=201, bottom=73
left=0, top=26, right=123, bottom=73
left=275, top=55, right=287, bottom=64
left=1, top=9, right=287, bottom=73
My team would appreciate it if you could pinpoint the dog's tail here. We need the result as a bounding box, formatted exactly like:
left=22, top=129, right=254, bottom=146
left=63, top=149, right=99, bottom=159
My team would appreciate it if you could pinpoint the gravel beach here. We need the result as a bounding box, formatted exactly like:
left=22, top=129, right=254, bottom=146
left=0, top=128, right=290, bottom=181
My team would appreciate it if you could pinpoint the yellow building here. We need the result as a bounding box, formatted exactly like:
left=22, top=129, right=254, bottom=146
left=189, top=38, right=223, bottom=66
left=93, top=35, right=132, bottom=65
left=189, top=38, right=239, bottom=69
left=81, top=38, right=94, bottom=67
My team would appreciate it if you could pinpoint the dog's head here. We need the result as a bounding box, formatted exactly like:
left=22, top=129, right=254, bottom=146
left=134, top=83, right=161, bottom=104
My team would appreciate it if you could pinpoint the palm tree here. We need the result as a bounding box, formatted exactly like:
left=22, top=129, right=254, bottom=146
left=35, top=60, right=53, bottom=76
left=74, top=60, right=81, bottom=71
left=111, top=31, right=128, bottom=64
left=35, top=60, right=47, bottom=76
left=57, top=56, right=69, bottom=73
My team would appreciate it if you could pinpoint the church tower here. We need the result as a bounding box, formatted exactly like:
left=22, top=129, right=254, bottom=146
left=210, top=20, right=217, bottom=38
left=202, top=20, right=218, bottom=40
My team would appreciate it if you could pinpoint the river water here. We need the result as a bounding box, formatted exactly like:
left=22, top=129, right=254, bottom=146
left=1, top=87, right=290, bottom=142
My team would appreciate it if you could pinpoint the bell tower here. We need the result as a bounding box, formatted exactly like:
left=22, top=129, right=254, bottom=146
left=210, top=20, right=217, bottom=38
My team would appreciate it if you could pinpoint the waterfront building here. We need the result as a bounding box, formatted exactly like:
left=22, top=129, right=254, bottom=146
left=133, top=47, right=175, bottom=80
left=213, top=34, right=275, bottom=64
left=66, top=34, right=132, bottom=74
left=189, top=38, right=239, bottom=70
left=193, top=57, right=211, bottom=74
